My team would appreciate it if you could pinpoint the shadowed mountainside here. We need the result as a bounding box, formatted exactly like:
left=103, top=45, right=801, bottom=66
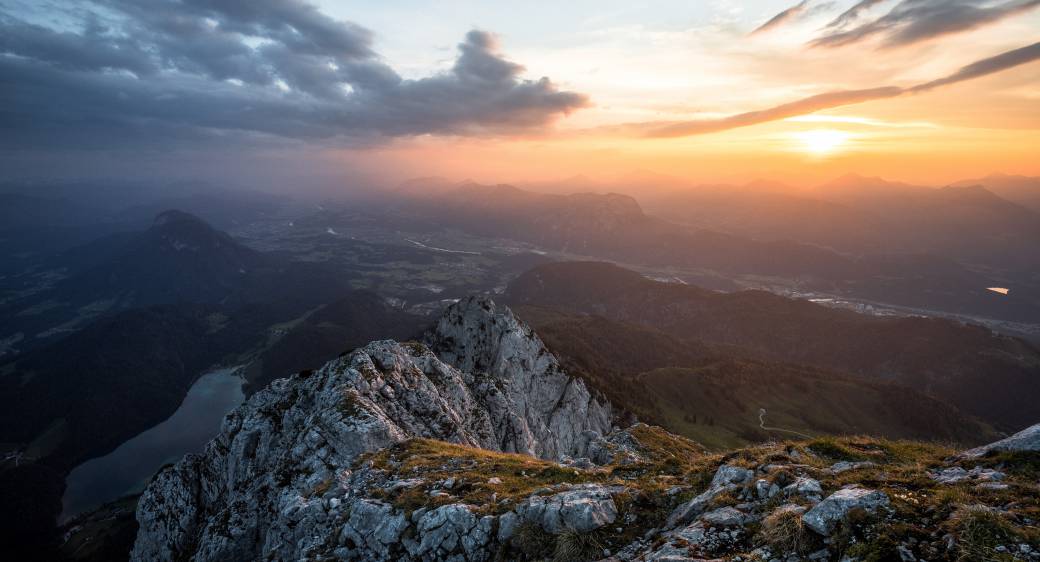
left=514, top=305, right=998, bottom=450
left=506, top=261, right=1040, bottom=431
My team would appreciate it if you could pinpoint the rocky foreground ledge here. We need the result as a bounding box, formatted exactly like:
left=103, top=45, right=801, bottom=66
left=131, top=297, right=1040, bottom=562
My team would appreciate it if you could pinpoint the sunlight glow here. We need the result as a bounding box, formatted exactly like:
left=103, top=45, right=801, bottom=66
left=793, top=129, right=852, bottom=156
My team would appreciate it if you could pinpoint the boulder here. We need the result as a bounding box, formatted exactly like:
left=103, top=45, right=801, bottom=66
left=666, top=465, right=753, bottom=528
left=802, top=487, right=890, bottom=536
left=516, top=484, right=622, bottom=533
left=783, top=476, right=823, bottom=501
left=410, top=504, right=492, bottom=559
left=960, top=423, right=1040, bottom=458
left=754, top=479, right=780, bottom=500
left=339, top=500, right=408, bottom=556
left=828, top=461, right=877, bottom=474
left=929, top=466, right=1005, bottom=485
left=699, top=506, right=747, bottom=527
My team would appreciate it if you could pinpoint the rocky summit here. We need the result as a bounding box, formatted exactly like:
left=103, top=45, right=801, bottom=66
left=131, top=297, right=1040, bottom=562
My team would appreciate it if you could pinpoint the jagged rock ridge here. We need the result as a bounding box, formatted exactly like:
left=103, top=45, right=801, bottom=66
left=131, top=296, right=615, bottom=561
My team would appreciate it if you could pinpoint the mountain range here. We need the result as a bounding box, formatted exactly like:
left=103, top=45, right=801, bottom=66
left=0, top=209, right=347, bottom=357
left=392, top=177, right=1040, bottom=324
left=392, top=180, right=861, bottom=281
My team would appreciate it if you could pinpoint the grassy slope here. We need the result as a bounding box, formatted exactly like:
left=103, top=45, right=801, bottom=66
left=346, top=431, right=1040, bottom=562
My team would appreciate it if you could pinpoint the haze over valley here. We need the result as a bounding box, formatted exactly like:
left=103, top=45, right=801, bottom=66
left=1, top=1, right=1039, bottom=561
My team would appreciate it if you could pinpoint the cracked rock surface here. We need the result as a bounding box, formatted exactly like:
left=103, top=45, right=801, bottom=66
left=131, top=297, right=616, bottom=562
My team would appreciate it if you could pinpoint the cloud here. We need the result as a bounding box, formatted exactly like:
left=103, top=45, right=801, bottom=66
left=0, top=1, right=588, bottom=149
left=644, top=87, right=903, bottom=137
left=811, top=0, right=1040, bottom=48
left=750, top=1, right=811, bottom=35
left=750, top=1, right=839, bottom=34
left=635, top=40, right=1040, bottom=138
left=824, top=0, right=889, bottom=30
left=908, top=40, right=1040, bottom=92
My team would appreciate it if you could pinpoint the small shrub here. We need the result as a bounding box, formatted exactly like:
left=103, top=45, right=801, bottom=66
left=553, top=527, right=605, bottom=562
left=832, top=507, right=878, bottom=554
left=845, top=534, right=902, bottom=562
left=757, top=507, right=816, bottom=556
left=511, top=521, right=554, bottom=560
left=950, top=506, right=1018, bottom=562
left=708, top=489, right=740, bottom=509
left=978, top=451, right=1040, bottom=481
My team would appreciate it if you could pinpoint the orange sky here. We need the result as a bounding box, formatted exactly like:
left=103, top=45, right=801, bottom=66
left=319, top=1, right=1040, bottom=188
left=4, top=1, right=1037, bottom=189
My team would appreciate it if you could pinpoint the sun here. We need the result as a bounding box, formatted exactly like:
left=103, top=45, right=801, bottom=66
left=793, top=129, right=852, bottom=156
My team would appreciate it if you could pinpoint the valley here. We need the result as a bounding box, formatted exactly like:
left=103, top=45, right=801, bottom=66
left=0, top=177, right=1037, bottom=561
left=4, top=2, right=1040, bottom=559
left=60, top=368, right=245, bottom=522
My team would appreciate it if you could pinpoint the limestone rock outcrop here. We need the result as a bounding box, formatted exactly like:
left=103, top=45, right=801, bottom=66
left=131, top=297, right=615, bottom=562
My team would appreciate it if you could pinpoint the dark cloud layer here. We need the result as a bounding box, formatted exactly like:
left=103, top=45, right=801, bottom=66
left=812, top=0, right=1040, bottom=48
left=640, top=40, right=1040, bottom=138
left=0, top=1, right=588, bottom=149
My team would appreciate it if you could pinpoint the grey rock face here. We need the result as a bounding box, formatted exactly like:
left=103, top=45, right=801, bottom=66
left=755, top=478, right=780, bottom=500
left=783, top=476, right=823, bottom=501
left=801, top=487, right=890, bottom=536
left=131, top=297, right=615, bottom=562
left=828, top=461, right=877, bottom=474
left=516, top=484, right=624, bottom=533
left=643, top=517, right=746, bottom=561
left=930, top=466, right=1005, bottom=484
left=666, top=464, right=754, bottom=528
left=411, top=505, right=493, bottom=560
left=699, top=506, right=748, bottom=527
left=427, top=296, right=614, bottom=461
left=339, top=500, right=408, bottom=558
left=583, top=423, right=653, bottom=465
left=961, top=423, right=1040, bottom=458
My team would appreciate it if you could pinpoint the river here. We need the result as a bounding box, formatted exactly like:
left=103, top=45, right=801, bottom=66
left=60, top=368, right=245, bottom=521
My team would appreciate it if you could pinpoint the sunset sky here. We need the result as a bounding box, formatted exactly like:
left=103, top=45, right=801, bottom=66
left=2, top=0, right=1039, bottom=187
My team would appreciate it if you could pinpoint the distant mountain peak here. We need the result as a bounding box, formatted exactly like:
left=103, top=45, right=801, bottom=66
left=152, top=209, right=209, bottom=228
left=742, top=178, right=794, bottom=192
left=146, top=209, right=237, bottom=252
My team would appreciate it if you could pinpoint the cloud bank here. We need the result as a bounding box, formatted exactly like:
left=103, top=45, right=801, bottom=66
left=640, top=40, right=1040, bottom=138
left=747, top=1, right=1039, bottom=48
left=0, top=0, right=588, bottom=149
left=812, top=0, right=1040, bottom=48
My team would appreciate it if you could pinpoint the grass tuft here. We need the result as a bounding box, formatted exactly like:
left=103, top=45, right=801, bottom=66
left=949, top=506, right=1019, bottom=562
left=757, top=507, right=816, bottom=556
left=553, top=527, right=606, bottom=562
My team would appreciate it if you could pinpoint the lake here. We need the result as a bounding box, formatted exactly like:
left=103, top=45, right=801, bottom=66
left=60, top=368, right=245, bottom=522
